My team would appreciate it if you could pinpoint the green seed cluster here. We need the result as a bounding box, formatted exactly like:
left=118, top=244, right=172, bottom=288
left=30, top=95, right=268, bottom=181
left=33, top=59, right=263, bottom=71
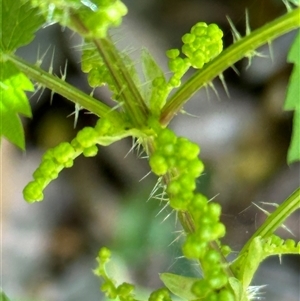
left=149, top=127, right=203, bottom=209
left=263, top=235, right=299, bottom=255
left=23, top=125, right=102, bottom=203
left=94, top=247, right=136, bottom=301
left=165, top=22, right=223, bottom=88
left=82, top=44, right=117, bottom=93
left=192, top=283, right=235, bottom=301
left=23, top=117, right=130, bottom=203
left=31, top=0, right=127, bottom=38
left=95, top=247, right=172, bottom=301
left=149, top=127, right=232, bottom=299
left=181, top=195, right=231, bottom=299
left=148, top=288, right=172, bottom=301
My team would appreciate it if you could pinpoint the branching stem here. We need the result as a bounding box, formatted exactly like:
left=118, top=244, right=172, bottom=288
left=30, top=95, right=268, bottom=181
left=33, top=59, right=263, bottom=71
left=160, top=8, right=300, bottom=125
left=6, top=54, right=122, bottom=121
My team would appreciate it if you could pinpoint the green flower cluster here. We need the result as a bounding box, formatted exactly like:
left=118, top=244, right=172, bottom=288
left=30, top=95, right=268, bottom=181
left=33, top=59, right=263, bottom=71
left=149, top=127, right=233, bottom=300
left=82, top=44, right=136, bottom=101
left=149, top=127, right=203, bottom=211
left=23, top=124, right=101, bottom=203
left=95, top=247, right=172, bottom=301
left=82, top=43, right=115, bottom=89
left=31, top=0, right=127, bottom=38
left=23, top=116, right=132, bottom=203
left=263, top=234, right=299, bottom=255
left=23, top=142, right=78, bottom=203
left=165, top=22, right=223, bottom=88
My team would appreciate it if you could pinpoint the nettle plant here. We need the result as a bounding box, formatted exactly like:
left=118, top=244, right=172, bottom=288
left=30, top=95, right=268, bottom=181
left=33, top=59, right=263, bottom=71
left=1, top=0, right=300, bottom=300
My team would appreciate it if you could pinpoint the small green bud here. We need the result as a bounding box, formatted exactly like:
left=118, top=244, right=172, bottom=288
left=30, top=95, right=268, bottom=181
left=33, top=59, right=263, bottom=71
left=98, top=247, right=111, bottom=262
left=192, top=279, right=211, bottom=297
left=190, top=193, right=208, bottom=210
left=182, top=33, right=195, bottom=44
left=149, top=153, right=169, bottom=176
left=285, top=239, right=296, bottom=249
left=168, top=57, right=185, bottom=73
left=207, top=271, right=228, bottom=289
left=161, top=143, right=175, bottom=156
left=166, top=48, right=180, bottom=59
left=156, top=128, right=177, bottom=145
left=101, top=280, right=117, bottom=299
left=219, top=289, right=235, bottom=301
left=187, top=159, right=204, bottom=178
left=52, top=142, right=75, bottom=164
left=207, top=24, right=223, bottom=39
left=198, top=225, right=214, bottom=241
left=33, top=160, right=59, bottom=180
left=152, top=76, right=166, bottom=87
left=190, top=58, right=204, bottom=69
left=191, top=22, right=208, bottom=36
left=83, top=145, right=98, bottom=157
left=168, top=75, right=181, bottom=88
left=182, top=43, right=194, bottom=58
left=182, top=235, right=207, bottom=259
left=207, top=202, right=222, bottom=222
left=204, top=249, right=222, bottom=264
left=95, top=117, right=113, bottom=135
left=117, top=282, right=134, bottom=296
left=169, top=196, right=189, bottom=211
left=23, top=181, right=44, bottom=203
left=205, top=291, right=219, bottom=301
left=220, top=245, right=232, bottom=257
left=212, top=222, right=226, bottom=239
left=149, top=288, right=171, bottom=301
left=167, top=180, right=181, bottom=196
left=76, top=127, right=98, bottom=148
left=177, top=174, right=196, bottom=192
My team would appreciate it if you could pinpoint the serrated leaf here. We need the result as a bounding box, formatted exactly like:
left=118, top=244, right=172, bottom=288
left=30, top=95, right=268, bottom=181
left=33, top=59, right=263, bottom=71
left=228, top=277, right=243, bottom=301
left=0, top=61, right=33, bottom=149
left=159, top=272, right=199, bottom=300
left=284, top=30, right=300, bottom=163
left=0, top=0, right=44, bottom=53
left=238, top=236, right=264, bottom=291
left=141, top=48, right=168, bottom=114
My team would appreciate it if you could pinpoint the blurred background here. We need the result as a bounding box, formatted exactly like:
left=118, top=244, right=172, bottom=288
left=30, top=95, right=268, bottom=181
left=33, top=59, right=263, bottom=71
left=2, top=0, right=299, bottom=300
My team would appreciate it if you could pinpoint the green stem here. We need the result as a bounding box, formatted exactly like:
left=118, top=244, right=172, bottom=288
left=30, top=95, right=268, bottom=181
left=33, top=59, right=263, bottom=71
left=231, top=187, right=300, bottom=271
left=69, top=13, right=149, bottom=128
left=6, top=54, right=122, bottom=122
left=160, top=8, right=300, bottom=126
left=178, top=211, right=235, bottom=278
left=93, top=37, right=149, bottom=127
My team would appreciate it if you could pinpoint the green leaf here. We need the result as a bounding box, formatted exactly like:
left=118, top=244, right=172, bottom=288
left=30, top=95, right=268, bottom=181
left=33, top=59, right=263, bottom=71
left=239, top=237, right=264, bottom=290
left=284, top=30, right=300, bottom=163
left=0, top=61, right=33, bottom=149
left=0, top=290, right=11, bottom=301
left=159, top=272, right=199, bottom=300
left=0, top=0, right=44, bottom=53
left=228, top=278, right=244, bottom=301
left=141, top=48, right=169, bottom=114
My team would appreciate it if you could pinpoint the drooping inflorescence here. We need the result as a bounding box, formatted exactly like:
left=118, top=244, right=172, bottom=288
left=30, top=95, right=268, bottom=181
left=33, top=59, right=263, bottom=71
left=23, top=116, right=134, bottom=203
left=149, top=126, right=234, bottom=300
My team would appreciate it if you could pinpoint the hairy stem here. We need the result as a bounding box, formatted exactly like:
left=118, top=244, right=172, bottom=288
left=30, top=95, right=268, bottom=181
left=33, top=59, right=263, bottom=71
left=231, top=187, right=300, bottom=271
left=6, top=54, right=123, bottom=122
left=69, top=13, right=149, bottom=128
left=160, top=8, right=300, bottom=125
